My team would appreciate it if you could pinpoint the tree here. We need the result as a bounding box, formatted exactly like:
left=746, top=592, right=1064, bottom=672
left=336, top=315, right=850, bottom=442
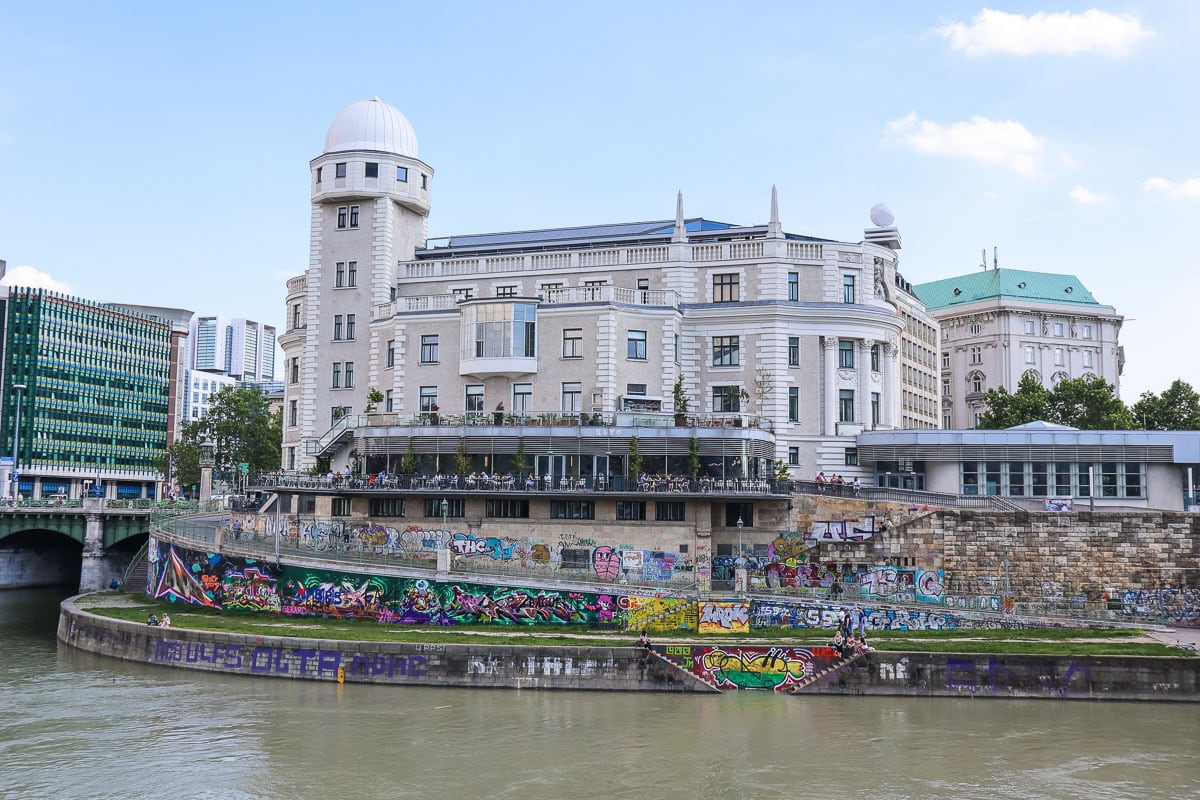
left=1047, top=376, right=1133, bottom=430
left=164, top=386, right=282, bottom=488
left=365, top=387, right=384, bottom=413
left=687, top=436, right=701, bottom=478
left=977, top=373, right=1050, bottom=429
left=454, top=443, right=470, bottom=476
left=977, top=374, right=1132, bottom=430
left=401, top=439, right=420, bottom=475
left=1131, top=380, right=1200, bottom=430
left=672, top=374, right=690, bottom=414
left=627, top=436, right=642, bottom=478
left=753, top=367, right=774, bottom=415
left=512, top=440, right=526, bottom=477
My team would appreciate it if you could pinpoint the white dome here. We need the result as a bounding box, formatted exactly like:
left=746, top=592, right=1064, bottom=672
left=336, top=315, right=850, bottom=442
left=324, top=97, right=418, bottom=157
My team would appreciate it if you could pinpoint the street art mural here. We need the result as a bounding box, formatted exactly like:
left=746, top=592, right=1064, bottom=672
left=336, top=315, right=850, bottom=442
left=660, top=644, right=845, bottom=692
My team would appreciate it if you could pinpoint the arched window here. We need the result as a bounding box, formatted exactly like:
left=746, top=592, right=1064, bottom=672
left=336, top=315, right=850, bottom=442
left=1022, top=369, right=1041, bottom=383
left=967, top=370, right=985, bottom=394
left=1051, top=370, right=1070, bottom=386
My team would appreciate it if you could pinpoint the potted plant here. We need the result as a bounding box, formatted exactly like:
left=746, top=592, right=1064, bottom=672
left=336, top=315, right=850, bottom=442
left=673, top=375, right=691, bottom=426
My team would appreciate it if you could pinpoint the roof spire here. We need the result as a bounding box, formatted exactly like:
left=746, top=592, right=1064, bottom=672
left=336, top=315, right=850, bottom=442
left=768, top=185, right=781, bottom=238
left=672, top=191, right=686, bottom=243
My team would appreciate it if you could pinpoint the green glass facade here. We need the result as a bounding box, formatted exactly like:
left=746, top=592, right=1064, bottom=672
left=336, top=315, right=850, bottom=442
left=3, top=288, right=171, bottom=475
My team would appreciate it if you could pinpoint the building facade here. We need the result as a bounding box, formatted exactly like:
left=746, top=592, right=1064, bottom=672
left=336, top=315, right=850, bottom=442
left=189, top=316, right=277, bottom=382
left=1, top=288, right=176, bottom=499
left=280, top=98, right=939, bottom=484
left=913, top=267, right=1123, bottom=429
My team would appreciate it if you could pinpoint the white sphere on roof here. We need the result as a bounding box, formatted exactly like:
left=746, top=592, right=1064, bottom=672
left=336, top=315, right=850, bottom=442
left=869, top=202, right=894, bottom=227
left=324, top=97, right=418, bottom=157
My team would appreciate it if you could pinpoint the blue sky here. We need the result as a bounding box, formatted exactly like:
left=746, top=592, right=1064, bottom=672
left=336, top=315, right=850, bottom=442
left=1, top=2, right=1197, bottom=400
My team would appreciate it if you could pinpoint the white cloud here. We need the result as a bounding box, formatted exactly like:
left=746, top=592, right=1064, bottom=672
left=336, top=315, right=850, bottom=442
left=885, top=112, right=1045, bottom=176
left=935, top=8, right=1153, bottom=57
left=1069, top=186, right=1113, bottom=205
left=0, top=264, right=73, bottom=293
left=1141, top=177, right=1200, bottom=199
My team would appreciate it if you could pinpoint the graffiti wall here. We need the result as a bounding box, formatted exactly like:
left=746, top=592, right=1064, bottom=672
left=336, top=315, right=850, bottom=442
left=660, top=644, right=845, bottom=692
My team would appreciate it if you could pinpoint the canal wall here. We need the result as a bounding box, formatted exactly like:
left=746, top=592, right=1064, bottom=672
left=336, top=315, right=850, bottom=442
left=59, top=598, right=1199, bottom=701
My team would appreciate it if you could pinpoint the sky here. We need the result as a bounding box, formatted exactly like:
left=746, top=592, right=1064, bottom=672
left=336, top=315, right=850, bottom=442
left=1, top=2, right=1197, bottom=400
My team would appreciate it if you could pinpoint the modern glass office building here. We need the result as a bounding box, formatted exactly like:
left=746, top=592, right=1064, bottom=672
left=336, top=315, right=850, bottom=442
left=2, top=287, right=172, bottom=498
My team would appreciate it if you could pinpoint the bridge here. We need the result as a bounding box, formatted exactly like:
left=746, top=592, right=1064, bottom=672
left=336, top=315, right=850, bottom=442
left=0, top=500, right=158, bottom=592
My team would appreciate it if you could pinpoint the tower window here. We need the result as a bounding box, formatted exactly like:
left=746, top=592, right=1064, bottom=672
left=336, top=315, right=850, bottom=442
left=335, top=162, right=347, bottom=179
left=315, top=167, right=322, bottom=184
left=337, top=207, right=347, bottom=229
left=421, top=174, right=429, bottom=189
left=365, top=162, right=378, bottom=179
left=349, top=206, right=359, bottom=228
left=397, top=166, right=408, bottom=182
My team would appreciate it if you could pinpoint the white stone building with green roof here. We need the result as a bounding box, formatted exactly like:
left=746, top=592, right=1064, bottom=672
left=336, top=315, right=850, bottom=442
left=913, top=267, right=1124, bottom=429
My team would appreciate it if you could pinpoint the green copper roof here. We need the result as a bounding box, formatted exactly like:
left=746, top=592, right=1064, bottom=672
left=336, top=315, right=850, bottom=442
left=913, top=268, right=1110, bottom=311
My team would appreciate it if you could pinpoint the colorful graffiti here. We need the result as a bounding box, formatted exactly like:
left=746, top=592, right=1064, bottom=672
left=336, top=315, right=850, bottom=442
left=698, top=601, right=750, bottom=634
left=661, top=645, right=844, bottom=692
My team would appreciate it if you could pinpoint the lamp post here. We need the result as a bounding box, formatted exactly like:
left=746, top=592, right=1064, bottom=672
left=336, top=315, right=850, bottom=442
left=735, top=515, right=745, bottom=593
left=440, top=496, right=449, bottom=541
left=199, top=438, right=216, bottom=508
left=10, top=383, right=26, bottom=503
left=736, top=515, right=744, bottom=559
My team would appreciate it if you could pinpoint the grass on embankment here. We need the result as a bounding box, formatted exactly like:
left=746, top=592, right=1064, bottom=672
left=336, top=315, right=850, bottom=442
left=75, top=593, right=1189, bottom=658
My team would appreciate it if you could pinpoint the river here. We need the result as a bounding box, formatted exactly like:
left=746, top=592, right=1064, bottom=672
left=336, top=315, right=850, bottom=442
left=2, top=587, right=1198, bottom=799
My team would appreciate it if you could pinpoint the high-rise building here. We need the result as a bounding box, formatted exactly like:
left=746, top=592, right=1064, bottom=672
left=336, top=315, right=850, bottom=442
left=188, top=316, right=276, bottom=382
left=1, top=288, right=177, bottom=499
left=913, top=268, right=1123, bottom=429
left=280, top=98, right=939, bottom=479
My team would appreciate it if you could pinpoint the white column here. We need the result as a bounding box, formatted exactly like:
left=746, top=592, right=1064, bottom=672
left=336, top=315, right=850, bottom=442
left=822, top=336, right=838, bottom=436
left=859, top=339, right=874, bottom=428
left=883, top=340, right=898, bottom=428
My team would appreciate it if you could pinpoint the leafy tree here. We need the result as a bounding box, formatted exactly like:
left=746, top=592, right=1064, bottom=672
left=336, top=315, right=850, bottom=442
left=687, top=436, right=701, bottom=478
left=400, top=439, right=420, bottom=475
left=1048, top=376, right=1133, bottom=430
left=512, top=440, right=526, bottom=477
left=627, top=436, right=642, bottom=478
left=454, top=443, right=470, bottom=476
left=977, top=374, right=1132, bottom=430
left=1130, top=379, right=1200, bottom=430
left=977, top=373, right=1050, bottom=429
left=164, top=386, right=282, bottom=488
left=365, top=387, right=384, bottom=413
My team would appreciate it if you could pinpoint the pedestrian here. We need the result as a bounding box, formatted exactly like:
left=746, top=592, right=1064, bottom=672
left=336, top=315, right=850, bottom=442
left=852, top=605, right=866, bottom=638
left=852, top=477, right=861, bottom=497
left=816, top=471, right=827, bottom=493
left=636, top=630, right=652, bottom=651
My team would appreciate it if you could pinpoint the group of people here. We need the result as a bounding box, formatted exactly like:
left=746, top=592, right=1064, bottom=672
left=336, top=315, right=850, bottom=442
left=831, top=606, right=872, bottom=657
left=146, top=613, right=172, bottom=628
left=815, top=472, right=860, bottom=497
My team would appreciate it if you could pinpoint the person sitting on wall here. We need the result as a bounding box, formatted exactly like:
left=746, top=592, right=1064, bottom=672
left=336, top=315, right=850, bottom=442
left=636, top=631, right=652, bottom=651
left=147, top=614, right=159, bottom=626
left=160, top=614, right=172, bottom=628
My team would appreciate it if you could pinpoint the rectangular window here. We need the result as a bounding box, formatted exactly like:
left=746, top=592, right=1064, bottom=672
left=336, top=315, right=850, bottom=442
left=465, top=385, right=484, bottom=412
left=788, top=446, right=799, bottom=465
left=655, top=501, right=685, bottom=521
left=726, top=504, right=753, bottom=528
left=385, top=389, right=393, bottom=413
left=345, top=314, right=355, bottom=339
left=842, top=274, right=855, bottom=303
left=674, top=333, right=681, bottom=364
left=712, top=335, right=739, bottom=367
left=787, top=272, right=799, bottom=301
left=1082, top=350, right=1093, bottom=368
left=838, top=340, right=855, bottom=369
left=496, top=285, right=517, bottom=298
left=1031, top=462, right=1049, bottom=497
left=419, top=386, right=438, bottom=412
left=288, top=400, right=297, bottom=427
left=421, top=173, right=428, bottom=189
left=335, top=262, right=345, bottom=287
left=349, top=206, right=360, bottom=228
left=871, top=344, right=880, bottom=372
left=365, top=162, right=378, bottom=178
left=344, top=361, right=354, bottom=388
left=561, top=382, right=582, bottom=412
left=513, top=383, right=532, bottom=412
left=1025, top=346, right=1035, bottom=364
left=335, top=162, right=347, bottom=179
left=616, top=501, right=646, bottom=521
left=337, top=207, right=347, bottom=229
left=941, top=351, right=950, bottom=369
left=386, top=339, right=395, bottom=368
left=331, top=406, right=348, bottom=426
left=1082, top=324, right=1093, bottom=339
left=583, top=280, right=606, bottom=301
left=333, top=315, right=343, bottom=340
left=551, top=501, right=595, bottom=520
left=396, top=166, right=408, bottom=182
left=844, top=448, right=858, bottom=466
left=713, top=273, right=739, bottom=303
left=562, top=328, right=583, bottom=358
left=970, top=346, right=982, bottom=364
left=347, top=261, right=357, bottom=287
left=871, top=392, right=880, bottom=425
left=1008, top=462, right=1025, bottom=496
left=1054, top=322, right=1064, bottom=337
left=315, top=167, right=322, bottom=184
left=420, top=334, right=439, bottom=363
left=626, top=383, right=647, bottom=396
left=290, top=357, right=299, bottom=384
left=452, top=287, right=474, bottom=302
left=713, top=385, right=740, bottom=413
left=788, top=336, right=800, bottom=367
left=425, top=498, right=465, bottom=518
left=788, top=387, right=799, bottom=421
left=839, top=389, right=855, bottom=422
left=288, top=447, right=296, bottom=471
left=369, top=498, right=404, bottom=517
left=485, top=499, right=529, bottom=518
left=292, top=303, right=301, bottom=329
left=1054, top=347, right=1064, bottom=366
left=1025, top=320, right=1035, bottom=334
left=637, top=277, right=650, bottom=303
left=331, top=498, right=351, bottom=517
left=332, top=363, right=341, bottom=388
left=627, top=330, right=647, bottom=360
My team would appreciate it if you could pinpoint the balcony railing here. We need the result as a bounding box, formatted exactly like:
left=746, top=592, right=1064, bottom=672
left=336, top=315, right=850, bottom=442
left=314, top=409, right=774, bottom=434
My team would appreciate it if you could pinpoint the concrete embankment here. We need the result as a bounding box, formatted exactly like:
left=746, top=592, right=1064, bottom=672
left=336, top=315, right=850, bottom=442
left=58, top=597, right=1200, bottom=700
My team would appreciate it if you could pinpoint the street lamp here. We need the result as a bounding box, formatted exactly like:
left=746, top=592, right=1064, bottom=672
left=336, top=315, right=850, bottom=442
left=440, top=497, right=449, bottom=545
left=10, top=383, right=26, bottom=503
left=736, top=516, right=744, bottom=560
